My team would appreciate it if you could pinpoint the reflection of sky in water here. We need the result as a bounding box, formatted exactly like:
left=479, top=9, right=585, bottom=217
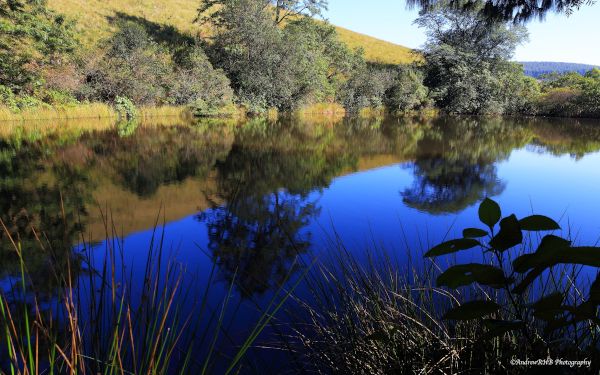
left=88, top=145, right=600, bottom=298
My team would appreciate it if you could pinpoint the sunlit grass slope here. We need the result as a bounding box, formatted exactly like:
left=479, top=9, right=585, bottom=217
left=334, top=26, right=417, bottom=64
left=47, top=0, right=417, bottom=64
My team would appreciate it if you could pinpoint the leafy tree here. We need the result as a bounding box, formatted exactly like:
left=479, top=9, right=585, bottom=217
left=170, top=44, right=234, bottom=108
left=82, top=22, right=171, bottom=104
left=406, top=0, right=593, bottom=22
left=81, top=22, right=232, bottom=108
left=205, top=0, right=361, bottom=111
left=339, top=64, right=396, bottom=111
left=198, top=0, right=328, bottom=27
left=385, top=65, right=430, bottom=113
left=537, top=68, right=600, bottom=118
left=416, top=7, right=532, bottom=115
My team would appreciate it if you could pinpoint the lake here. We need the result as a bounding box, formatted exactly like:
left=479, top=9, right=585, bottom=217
left=2, top=114, right=600, bottom=372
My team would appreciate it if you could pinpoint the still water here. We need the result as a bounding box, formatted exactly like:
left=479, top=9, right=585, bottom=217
left=2, top=115, right=600, bottom=371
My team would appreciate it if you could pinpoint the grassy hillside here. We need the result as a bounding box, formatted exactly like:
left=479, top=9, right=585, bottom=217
left=47, top=0, right=416, bottom=64
left=334, top=26, right=416, bottom=65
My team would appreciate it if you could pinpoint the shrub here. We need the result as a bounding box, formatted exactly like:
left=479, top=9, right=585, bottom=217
left=169, top=45, right=234, bottom=107
left=82, top=22, right=171, bottom=105
left=424, top=198, right=600, bottom=369
left=385, top=65, right=430, bottom=113
left=115, top=96, right=138, bottom=120
left=339, top=64, right=395, bottom=112
left=0, top=85, right=18, bottom=112
left=41, top=89, right=79, bottom=106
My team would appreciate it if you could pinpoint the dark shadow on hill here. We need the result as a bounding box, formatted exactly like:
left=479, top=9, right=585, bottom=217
left=107, top=12, right=195, bottom=50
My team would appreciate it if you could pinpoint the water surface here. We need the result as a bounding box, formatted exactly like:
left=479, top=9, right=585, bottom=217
left=2, top=115, right=600, bottom=371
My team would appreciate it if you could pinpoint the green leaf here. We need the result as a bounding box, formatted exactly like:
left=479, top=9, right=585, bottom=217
left=557, top=247, right=600, bottom=267
left=489, top=215, right=522, bottom=251
left=463, top=228, right=488, bottom=238
left=512, top=235, right=571, bottom=273
left=424, top=238, right=480, bottom=257
left=483, top=319, right=525, bottom=338
left=532, top=292, right=564, bottom=321
left=437, top=264, right=508, bottom=289
left=511, top=237, right=600, bottom=274
left=589, top=274, right=600, bottom=303
left=519, top=215, right=560, bottom=231
left=443, top=300, right=500, bottom=320
left=512, top=236, right=572, bottom=294
left=479, top=198, right=501, bottom=229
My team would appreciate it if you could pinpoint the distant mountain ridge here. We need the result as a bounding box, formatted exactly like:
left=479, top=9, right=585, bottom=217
left=519, top=61, right=599, bottom=78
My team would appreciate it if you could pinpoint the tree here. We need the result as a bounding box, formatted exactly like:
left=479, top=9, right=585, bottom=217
left=416, top=7, right=532, bottom=115
left=197, top=0, right=328, bottom=27
left=204, top=0, right=361, bottom=111
left=406, top=0, right=593, bottom=22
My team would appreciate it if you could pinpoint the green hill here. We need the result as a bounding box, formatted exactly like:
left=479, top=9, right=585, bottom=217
left=47, top=0, right=417, bottom=64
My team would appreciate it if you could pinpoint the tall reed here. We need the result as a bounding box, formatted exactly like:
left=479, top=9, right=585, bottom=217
left=0, top=208, right=299, bottom=374
left=287, top=231, right=599, bottom=374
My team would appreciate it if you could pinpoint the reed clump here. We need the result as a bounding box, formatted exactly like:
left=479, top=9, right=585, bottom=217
left=0, top=209, right=298, bottom=374
left=289, top=201, right=600, bottom=374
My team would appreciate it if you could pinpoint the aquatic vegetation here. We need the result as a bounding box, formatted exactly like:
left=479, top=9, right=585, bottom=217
left=0, top=213, right=301, bottom=374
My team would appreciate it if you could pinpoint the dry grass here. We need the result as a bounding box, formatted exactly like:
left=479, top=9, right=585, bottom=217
left=47, top=0, right=417, bottom=65
left=0, top=103, right=116, bottom=122
left=334, top=26, right=419, bottom=65
left=0, top=104, right=191, bottom=123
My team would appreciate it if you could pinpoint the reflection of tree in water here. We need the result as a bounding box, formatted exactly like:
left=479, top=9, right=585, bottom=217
left=201, top=191, right=318, bottom=297
left=402, top=158, right=505, bottom=214
left=0, top=136, right=91, bottom=295
left=401, top=117, right=531, bottom=214
left=88, top=124, right=234, bottom=197
left=526, top=117, right=600, bottom=160
left=199, top=119, right=357, bottom=297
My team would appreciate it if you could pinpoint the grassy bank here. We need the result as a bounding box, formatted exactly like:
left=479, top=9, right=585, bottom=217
left=0, top=104, right=192, bottom=122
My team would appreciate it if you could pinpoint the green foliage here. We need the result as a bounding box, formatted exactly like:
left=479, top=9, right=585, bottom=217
left=204, top=0, right=364, bottom=111
left=406, top=0, right=591, bottom=22
left=426, top=197, right=600, bottom=356
left=416, top=7, right=533, bottom=115
left=41, top=89, right=79, bottom=106
left=339, top=64, right=429, bottom=113
left=0, top=84, right=18, bottom=111
left=537, top=69, right=600, bottom=118
left=82, top=22, right=171, bottom=105
left=0, top=0, right=79, bottom=93
left=385, top=65, right=430, bottom=113
left=114, top=96, right=138, bottom=119
left=170, top=44, right=233, bottom=107
left=81, top=21, right=233, bottom=111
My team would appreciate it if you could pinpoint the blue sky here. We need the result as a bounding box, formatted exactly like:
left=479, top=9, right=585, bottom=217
left=325, top=0, right=600, bottom=65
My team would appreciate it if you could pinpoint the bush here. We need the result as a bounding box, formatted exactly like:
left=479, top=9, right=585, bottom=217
left=115, top=96, right=138, bottom=120
left=81, top=23, right=234, bottom=111
left=42, top=89, right=79, bottom=106
left=385, top=65, right=430, bottom=113
left=0, top=85, right=18, bottom=111
left=339, top=64, right=395, bottom=112
left=169, top=45, right=234, bottom=107
left=82, top=22, right=172, bottom=105
left=424, top=198, right=600, bottom=370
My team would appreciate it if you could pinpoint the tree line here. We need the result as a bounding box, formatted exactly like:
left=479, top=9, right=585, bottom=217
left=0, top=0, right=598, bottom=118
